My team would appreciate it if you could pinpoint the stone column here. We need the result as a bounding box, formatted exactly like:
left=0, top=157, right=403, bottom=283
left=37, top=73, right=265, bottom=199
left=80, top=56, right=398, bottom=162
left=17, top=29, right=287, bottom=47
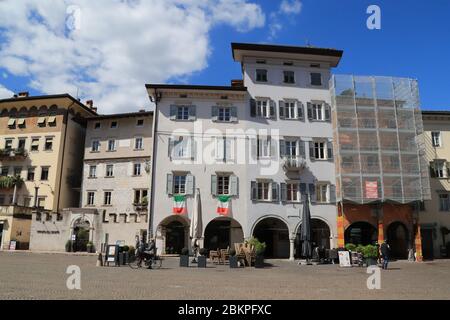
left=289, top=237, right=295, bottom=261
left=377, top=204, right=384, bottom=244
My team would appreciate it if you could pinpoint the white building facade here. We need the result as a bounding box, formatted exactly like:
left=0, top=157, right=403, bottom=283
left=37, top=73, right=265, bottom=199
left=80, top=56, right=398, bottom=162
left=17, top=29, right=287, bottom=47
left=148, top=43, right=343, bottom=259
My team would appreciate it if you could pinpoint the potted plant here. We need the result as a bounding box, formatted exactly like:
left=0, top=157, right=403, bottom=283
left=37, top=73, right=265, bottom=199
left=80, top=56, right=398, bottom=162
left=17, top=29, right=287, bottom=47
left=65, top=240, right=73, bottom=252
left=345, top=243, right=356, bottom=252
left=197, top=248, right=207, bottom=268
left=248, top=237, right=266, bottom=268
left=362, top=245, right=378, bottom=266
left=229, top=249, right=238, bottom=268
left=86, top=241, right=94, bottom=253
left=180, top=247, right=189, bottom=267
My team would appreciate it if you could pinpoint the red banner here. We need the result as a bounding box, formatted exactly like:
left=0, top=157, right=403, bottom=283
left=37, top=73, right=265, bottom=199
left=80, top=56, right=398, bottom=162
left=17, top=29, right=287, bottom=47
left=365, top=181, right=378, bottom=199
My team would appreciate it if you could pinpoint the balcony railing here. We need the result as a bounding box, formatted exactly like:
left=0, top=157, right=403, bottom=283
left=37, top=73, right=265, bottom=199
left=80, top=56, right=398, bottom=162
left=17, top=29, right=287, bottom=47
left=133, top=202, right=148, bottom=211
left=282, top=156, right=307, bottom=172
left=0, top=148, right=28, bottom=160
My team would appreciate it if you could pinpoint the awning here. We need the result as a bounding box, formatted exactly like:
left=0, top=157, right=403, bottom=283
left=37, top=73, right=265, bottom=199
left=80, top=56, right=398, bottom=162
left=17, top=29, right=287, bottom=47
left=37, top=117, right=46, bottom=124
left=7, top=118, right=16, bottom=126
left=48, top=116, right=56, bottom=124
left=17, top=118, right=25, bottom=125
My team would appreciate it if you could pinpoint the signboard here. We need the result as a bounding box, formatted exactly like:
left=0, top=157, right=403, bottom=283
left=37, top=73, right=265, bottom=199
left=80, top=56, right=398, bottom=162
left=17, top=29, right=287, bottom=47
left=71, top=234, right=76, bottom=241
left=9, top=240, right=17, bottom=251
left=106, top=244, right=119, bottom=265
left=365, top=181, right=378, bottom=199
left=338, top=251, right=352, bottom=267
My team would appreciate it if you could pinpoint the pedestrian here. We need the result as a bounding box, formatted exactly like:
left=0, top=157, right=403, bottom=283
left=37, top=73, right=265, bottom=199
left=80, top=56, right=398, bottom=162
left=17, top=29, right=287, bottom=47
left=380, top=240, right=390, bottom=270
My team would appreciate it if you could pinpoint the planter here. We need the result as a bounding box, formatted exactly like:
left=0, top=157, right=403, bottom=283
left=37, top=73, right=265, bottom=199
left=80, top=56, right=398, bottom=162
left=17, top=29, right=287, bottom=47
left=229, top=256, right=238, bottom=268
left=365, top=258, right=377, bottom=266
left=197, top=255, right=207, bottom=268
left=254, top=255, right=264, bottom=268
left=180, top=255, right=189, bottom=267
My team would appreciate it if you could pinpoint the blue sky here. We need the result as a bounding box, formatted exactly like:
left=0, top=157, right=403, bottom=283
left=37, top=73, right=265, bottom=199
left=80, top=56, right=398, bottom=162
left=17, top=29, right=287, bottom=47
left=0, top=0, right=449, bottom=112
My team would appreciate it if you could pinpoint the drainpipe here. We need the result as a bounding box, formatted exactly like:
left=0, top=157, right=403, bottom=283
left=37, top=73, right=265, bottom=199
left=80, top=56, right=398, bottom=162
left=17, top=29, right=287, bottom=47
left=148, top=89, right=160, bottom=240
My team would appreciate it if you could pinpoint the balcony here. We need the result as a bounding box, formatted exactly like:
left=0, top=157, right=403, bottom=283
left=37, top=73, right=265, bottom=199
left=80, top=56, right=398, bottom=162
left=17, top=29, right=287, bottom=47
left=0, top=148, right=28, bottom=160
left=282, top=156, right=307, bottom=172
left=133, top=202, right=148, bottom=211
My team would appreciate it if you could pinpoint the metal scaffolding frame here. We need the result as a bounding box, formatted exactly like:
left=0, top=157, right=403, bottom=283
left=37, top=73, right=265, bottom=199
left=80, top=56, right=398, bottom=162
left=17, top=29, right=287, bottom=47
left=330, top=75, right=431, bottom=204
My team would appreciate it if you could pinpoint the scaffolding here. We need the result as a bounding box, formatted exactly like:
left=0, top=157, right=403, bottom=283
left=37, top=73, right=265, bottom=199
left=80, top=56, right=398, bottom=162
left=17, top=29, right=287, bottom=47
left=330, top=75, right=431, bottom=204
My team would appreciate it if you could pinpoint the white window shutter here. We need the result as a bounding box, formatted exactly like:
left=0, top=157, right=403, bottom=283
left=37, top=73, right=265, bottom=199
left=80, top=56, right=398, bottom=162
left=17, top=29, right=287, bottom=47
left=168, top=137, right=174, bottom=158
left=225, top=137, right=234, bottom=162
left=270, top=137, right=277, bottom=159
left=190, top=136, right=196, bottom=160
left=211, top=175, right=217, bottom=196
left=170, top=105, right=177, bottom=120
left=250, top=137, right=258, bottom=161
left=215, top=137, right=224, bottom=161
left=230, top=107, right=238, bottom=122
left=186, top=174, right=194, bottom=195
left=230, top=175, right=239, bottom=196
left=189, top=105, right=196, bottom=121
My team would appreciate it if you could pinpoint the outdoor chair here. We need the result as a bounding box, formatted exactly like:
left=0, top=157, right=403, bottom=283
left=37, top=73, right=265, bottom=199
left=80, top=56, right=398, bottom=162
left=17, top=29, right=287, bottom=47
left=235, top=243, right=247, bottom=266
left=209, top=248, right=221, bottom=264
left=244, top=245, right=256, bottom=267
left=220, top=248, right=230, bottom=264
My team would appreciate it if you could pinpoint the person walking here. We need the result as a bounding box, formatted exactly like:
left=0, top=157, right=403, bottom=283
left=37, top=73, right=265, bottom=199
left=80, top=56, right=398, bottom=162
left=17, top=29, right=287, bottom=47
left=380, top=240, right=390, bottom=270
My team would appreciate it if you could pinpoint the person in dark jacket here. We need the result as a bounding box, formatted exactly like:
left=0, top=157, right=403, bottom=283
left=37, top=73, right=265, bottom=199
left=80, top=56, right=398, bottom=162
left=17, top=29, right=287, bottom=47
left=380, top=241, right=390, bottom=270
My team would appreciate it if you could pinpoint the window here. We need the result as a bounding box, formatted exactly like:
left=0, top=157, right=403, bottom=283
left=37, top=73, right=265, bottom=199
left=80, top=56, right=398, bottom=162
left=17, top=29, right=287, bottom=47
left=257, top=181, right=270, bottom=201
left=133, top=163, right=142, bottom=176
left=107, top=139, right=116, bottom=151
left=286, top=182, right=300, bottom=202
left=285, top=140, right=297, bottom=157
left=439, top=194, right=449, bottom=211
left=134, top=189, right=148, bottom=204
left=30, top=138, right=39, bottom=151
left=316, top=184, right=329, bottom=203
left=280, top=101, right=303, bottom=120
left=215, top=137, right=234, bottom=162
left=44, top=137, right=53, bottom=151
left=171, top=136, right=193, bottom=159
left=13, top=167, right=21, bottom=177
left=18, top=138, right=26, bottom=150
left=1, top=167, right=9, bottom=176
left=311, top=103, right=325, bottom=120
left=137, top=119, right=144, bottom=127
left=89, top=165, right=97, bottom=178
left=5, top=139, right=13, bottom=150
left=27, top=167, right=35, bottom=181
left=17, top=118, right=26, bottom=128
left=8, top=118, right=16, bottom=128
left=106, top=165, right=114, bottom=177
left=173, top=175, right=187, bottom=194
left=217, top=175, right=230, bottom=195
left=104, top=192, right=112, bottom=206
left=251, top=181, right=279, bottom=202
left=135, top=137, right=143, bottom=150
left=40, top=167, right=49, bottom=181
left=310, top=72, right=322, bottom=86
left=257, top=136, right=271, bottom=158
left=432, top=161, right=448, bottom=178
left=256, top=69, right=268, bottom=82
left=257, top=99, right=272, bottom=118
left=283, top=71, right=295, bottom=84
left=111, top=121, right=118, bottom=129
left=48, top=116, right=56, bottom=126
left=94, top=122, right=101, bottom=129
left=176, top=106, right=189, bottom=120
left=256, top=59, right=266, bottom=64
left=91, top=140, right=100, bottom=152
left=314, top=142, right=325, bottom=159
left=87, top=192, right=95, bottom=206
left=37, top=116, right=46, bottom=127
left=218, top=107, right=231, bottom=122
left=432, top=132, right=441, bottom=147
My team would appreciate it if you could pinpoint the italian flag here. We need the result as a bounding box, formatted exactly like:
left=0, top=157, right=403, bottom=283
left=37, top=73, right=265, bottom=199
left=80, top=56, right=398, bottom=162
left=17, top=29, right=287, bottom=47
left=217, top=195, right=231, bottom=216
left=172, top=195, right=187, bottom=215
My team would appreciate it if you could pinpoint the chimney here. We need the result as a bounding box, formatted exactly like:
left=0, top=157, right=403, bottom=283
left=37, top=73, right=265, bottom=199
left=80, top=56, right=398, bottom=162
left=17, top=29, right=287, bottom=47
left=231, top=79, right=244, bottom=87
left=86, top=100, right=94, bottom=108
left=17, top=91, right=29, bottom=98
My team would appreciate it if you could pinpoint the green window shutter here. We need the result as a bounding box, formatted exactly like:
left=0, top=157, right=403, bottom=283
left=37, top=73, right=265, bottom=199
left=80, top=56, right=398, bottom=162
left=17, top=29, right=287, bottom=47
left=251, top=181, right=257, bottom=200
left=280, top=183, right=287, bottom=202
left=170, top=105, right=177, bottom=120
left=279, top=101, right=285, bottom=119
left=329, top=184, right=336, bottom=203
left=211, top=175, right=217, bottom=196
left=212, top=106, right=219, bottom=122
left=271, top=182, right=279, bottom=202
left=309, top=141, right=315, bottom=160
left=324, top=104, right=331, bottom=121
left=166, top=173, right=173, bottom=195
left=297, top=102, right=304, bottom=120
left=189, top=105, right=196, bottom=121
left=230, top=175, right=239, bottom=196
left=327, top=141, right=333, bottom=160
left=250, top=99, right=256, bottom=117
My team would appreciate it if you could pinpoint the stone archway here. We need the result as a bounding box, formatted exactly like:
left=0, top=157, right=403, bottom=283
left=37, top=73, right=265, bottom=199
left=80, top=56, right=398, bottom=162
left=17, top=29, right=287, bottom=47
left=295, top=218, right=331, bottom=258
left=158, top=215, right=189, bottom=254
left=253, top=217, right=290, bottom=258
left=345, top=221, right=377, bottom=246
left=204, top=217, right=244, bottom=251
left=387, top=221, right=410, bottom=259
left=72, top=217, right=91, bottom=252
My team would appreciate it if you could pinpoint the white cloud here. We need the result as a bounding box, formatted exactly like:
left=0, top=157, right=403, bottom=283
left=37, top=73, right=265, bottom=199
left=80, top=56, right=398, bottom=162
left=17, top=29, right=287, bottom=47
left=280, top=0, right=302, bottom=15
left=0, top=0, right=265, bottom=113
left=268, top=0, right=302, bottom=40
left=0, top=84, right=14, bottom=99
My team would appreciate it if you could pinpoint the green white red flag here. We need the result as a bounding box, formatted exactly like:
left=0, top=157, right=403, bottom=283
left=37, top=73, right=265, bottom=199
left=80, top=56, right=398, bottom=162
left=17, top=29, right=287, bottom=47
left=173, top=194, right=187, bottom=214
left=217, top=195, right=231, bottom=216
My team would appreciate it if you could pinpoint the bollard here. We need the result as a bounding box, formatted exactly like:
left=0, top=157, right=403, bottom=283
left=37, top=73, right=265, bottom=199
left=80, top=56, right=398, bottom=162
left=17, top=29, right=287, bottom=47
left=97, top=253, right=103, bottom=267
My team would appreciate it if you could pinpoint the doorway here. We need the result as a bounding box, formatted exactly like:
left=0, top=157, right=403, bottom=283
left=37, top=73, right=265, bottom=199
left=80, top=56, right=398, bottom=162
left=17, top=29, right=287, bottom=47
left=421, top=228, right=434, bottom=260
left=345, top=221, right=377, bottom=245
left=204, top=218, right=244, bottom=251
left=253, top=217, right=289, bottom=258
left=165, top=221, right=186, bottom=254
left=387, top=222, right=410, bottom=259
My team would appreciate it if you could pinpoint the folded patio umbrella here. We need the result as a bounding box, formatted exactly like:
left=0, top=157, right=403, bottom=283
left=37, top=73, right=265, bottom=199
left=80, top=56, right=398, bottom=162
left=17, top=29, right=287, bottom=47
left=300, top=194, right=312, bottom=259
left=190, top=188, right=203, bottom=245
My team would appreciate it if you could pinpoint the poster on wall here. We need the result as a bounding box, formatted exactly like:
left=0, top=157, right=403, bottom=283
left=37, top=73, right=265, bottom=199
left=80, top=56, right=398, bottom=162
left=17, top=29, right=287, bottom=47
left=338, top=251, right=352, bottom=267
left=9, top=240, right=17, bottom=251
left=365, top=181, right=378, bottom=199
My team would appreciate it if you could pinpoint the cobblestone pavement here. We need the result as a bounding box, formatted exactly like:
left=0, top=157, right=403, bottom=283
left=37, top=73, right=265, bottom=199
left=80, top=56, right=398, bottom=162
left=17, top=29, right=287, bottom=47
left=1, top=251, right=449, bottom=300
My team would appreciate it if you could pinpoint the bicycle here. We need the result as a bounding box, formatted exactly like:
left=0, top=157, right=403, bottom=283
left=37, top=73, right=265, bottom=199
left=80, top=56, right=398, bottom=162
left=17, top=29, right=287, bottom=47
left=129, top=252, right=163, bottom=269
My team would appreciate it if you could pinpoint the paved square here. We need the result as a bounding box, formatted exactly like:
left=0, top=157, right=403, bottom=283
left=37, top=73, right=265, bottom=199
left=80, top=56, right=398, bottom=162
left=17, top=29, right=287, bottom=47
left=0, top=252, right=449, bottom=300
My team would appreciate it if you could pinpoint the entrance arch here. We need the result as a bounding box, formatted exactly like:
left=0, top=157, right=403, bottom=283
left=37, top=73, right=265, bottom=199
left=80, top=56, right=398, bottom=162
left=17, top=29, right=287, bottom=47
left=253, top=217, right=289, bottom=258
left=158, top=215, right=189, bottom=254
left=295, top=219, right=331, bottom=258
left=204, top=217, right=244, bottom=251
left=387, top=221, right=410, bottom=259
left=345, top=221, right=377, bottom=245
left=72, top=217, right=91, bottom=252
